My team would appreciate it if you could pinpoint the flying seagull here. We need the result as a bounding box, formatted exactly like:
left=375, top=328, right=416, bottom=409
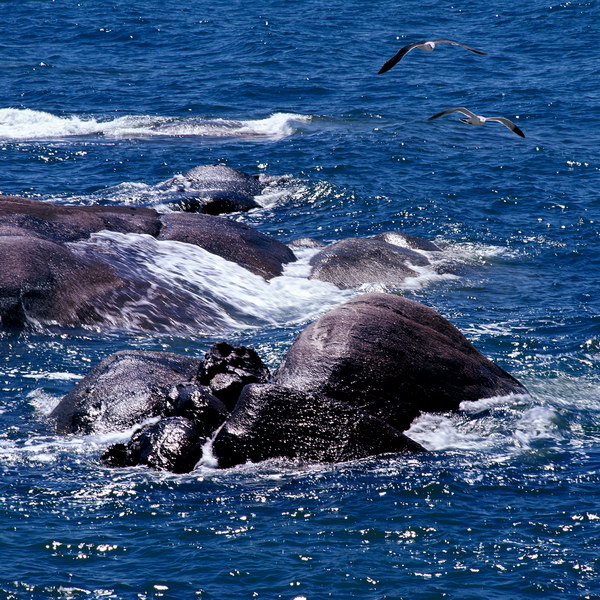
left=428, top=107, right=525, bottom=137
left=378, top=39, right=487, bottom=74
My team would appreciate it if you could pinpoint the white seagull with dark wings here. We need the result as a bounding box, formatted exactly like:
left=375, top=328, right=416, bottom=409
left=428, top=107, right=525, bottom=138
left=378, top=39, right=487, bottom=74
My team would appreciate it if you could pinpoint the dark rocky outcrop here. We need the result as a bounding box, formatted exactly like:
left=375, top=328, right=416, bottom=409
left=0, top=194, right=298, bottom=331
left=0, top=195, right=161, bottom=243
left=0, top=233, right=126, bottom=327
left=102, top=417, right=204, bottom=473
left=161, top=382, right=229, bottom=437
left=374, top=231, right=442, bottom=252
left=213, top=383, right=426, bottom=468
left=276, top=293, right=526, bottom=431
left=51, top=351, right=202, bottom=434
left=308, top=237, right=430, bottom=289
left=156, top=164, right=263, bottom=215
left=158, top=213, right=296, bottom=279
left=198, top=342, right=271, bottom=410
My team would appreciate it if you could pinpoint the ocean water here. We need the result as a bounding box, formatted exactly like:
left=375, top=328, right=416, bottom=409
left=1, top=0, right=599, bottom=598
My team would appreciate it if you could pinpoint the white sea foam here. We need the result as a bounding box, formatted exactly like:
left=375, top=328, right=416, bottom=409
left=0, top=108, right=312, bottom=140
left=71, top=231, right=351, bottom=332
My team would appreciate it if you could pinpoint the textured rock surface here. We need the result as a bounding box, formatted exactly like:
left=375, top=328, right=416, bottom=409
left=0, top=233, right=126, bottom=327
left=0, top=195, right=161, bottom=242
left=161, top=382, right=229, bottom=437
left=102, top=417, right=203, bottom=473
left=158, top=213, right=296, bottom=279
left=51, top=351, right=202, bottom=434
left=276, top=293, right=526, bottom=431
left=198, top=342, right=271, bottom=410
left=308, top=237, right=429, bottom=289
left=156, top=164, right=263, bottom=215
left=212, top=383, right=426, bottom=468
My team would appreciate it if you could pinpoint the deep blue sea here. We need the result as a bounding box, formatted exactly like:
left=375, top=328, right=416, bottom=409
left=1, top=0, right=599, bottom=598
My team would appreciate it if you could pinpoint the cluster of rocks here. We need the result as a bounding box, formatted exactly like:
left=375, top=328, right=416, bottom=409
left=0, top=186, right=295, bottom=329
left=0, top=164, right=447, bottom=331
left=50, top=293, right=525, bottom=471
left=5, top=164, right=525, bottom=470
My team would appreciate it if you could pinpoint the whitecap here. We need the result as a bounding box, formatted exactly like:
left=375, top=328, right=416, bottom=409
left=0, top=107, right=312, bottom=141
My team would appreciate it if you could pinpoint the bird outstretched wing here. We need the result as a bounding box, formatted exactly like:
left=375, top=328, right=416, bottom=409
left=428, top=107, right=477, bottom=121
left=487, top=117, right=526, bottom=137
left=433, top=40, right=488, bottom=55
left=377, top=42, right=423, bottom=74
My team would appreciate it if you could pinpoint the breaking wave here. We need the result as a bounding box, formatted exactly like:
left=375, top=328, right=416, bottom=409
left=0, top=108, right=313, bottom=141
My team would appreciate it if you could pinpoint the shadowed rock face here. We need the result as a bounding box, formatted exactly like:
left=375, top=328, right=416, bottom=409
left=0, top=195, right=161, bottom=242
left=51, top=351, right=202, bottom=434
left=198, top=342, right=271, bottom=411
left=102, top=417, right=204, bottom=473
left=161, top=382, right=229, bottom=437
left=158, top=213, right=296, bottom=279
left=308, top=237, right=429, bottom=289
left=156, top=164, right=263, bottom=215
left=275, top=293, right=526, bottom=431
left=212, top=383, right=426, bottom=468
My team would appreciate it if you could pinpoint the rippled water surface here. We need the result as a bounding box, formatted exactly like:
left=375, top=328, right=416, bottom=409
left=1, top=0, right=599, bottom=598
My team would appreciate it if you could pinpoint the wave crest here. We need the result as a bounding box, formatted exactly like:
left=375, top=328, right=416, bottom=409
left=0, top=108, right=312, bottom=140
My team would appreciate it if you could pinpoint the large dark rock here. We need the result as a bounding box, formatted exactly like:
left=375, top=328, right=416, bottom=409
left=156, top=164, right=263, bottom=215
left=374, top=231, right=442, bottom=252
left=0, top=233, right=126, bottom=327
left=51, top=351, right=202, bottom=434
left=276, top=293, right=526, bottom=431
left=212, top=383, right=426, bottom=468
left=309, top=237, right=430, bottom=289
left=0, top=230, right=226, bottom=332
left=158, top=213, right=296, bottom=279
left=198, top=342, right=271, bottom=410
left=102, top=417, right=203, bottom=473
left=0, top=195, right=161, bottom=243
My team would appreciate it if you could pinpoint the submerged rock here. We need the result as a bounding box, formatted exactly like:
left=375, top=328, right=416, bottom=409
left=51, top=351, right=202, bottom=434
left=156, top=164, right=263, bottom=215
left=158, top=213, right=296, bottom=280
left=212, top=383, right=426, bottom=468
left=103, top=417, right=203, bottom=473
left=198, top=342, right=271, bottom=410
left=308, top=237, right=429, bottom=289
left=276, top=293, right=526, bottom=431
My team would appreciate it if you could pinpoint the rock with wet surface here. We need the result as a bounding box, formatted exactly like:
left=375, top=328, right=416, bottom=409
left=308, top=237, right=429, bottom=289
left=156, top=164, right=263, bottom=215
left=198, top=342, right=271, bottom=410
left=0, top=233, right=126, bottom=328
left=374, top=231, right=442, bottom=252
left=276, top=293, right=526, bottom=431
left=51, top=351, right=202, bottom=434
left=102, top=416, right=204, bottom=473
left=212, top=383, right=426, bottom=468
left=0, top=195, right=161, bottom=243
left=158, top=213, right=296, bottom=279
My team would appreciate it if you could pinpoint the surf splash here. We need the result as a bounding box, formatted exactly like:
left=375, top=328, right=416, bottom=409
left=0, top=108, right=313, bottom=141
left=70, top=232, right=351, bottom=334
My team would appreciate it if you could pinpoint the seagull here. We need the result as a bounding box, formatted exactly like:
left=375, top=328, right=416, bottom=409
left=378, top=39, right=487, bottom=74
left=428, top=107, right=526, bottom=138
